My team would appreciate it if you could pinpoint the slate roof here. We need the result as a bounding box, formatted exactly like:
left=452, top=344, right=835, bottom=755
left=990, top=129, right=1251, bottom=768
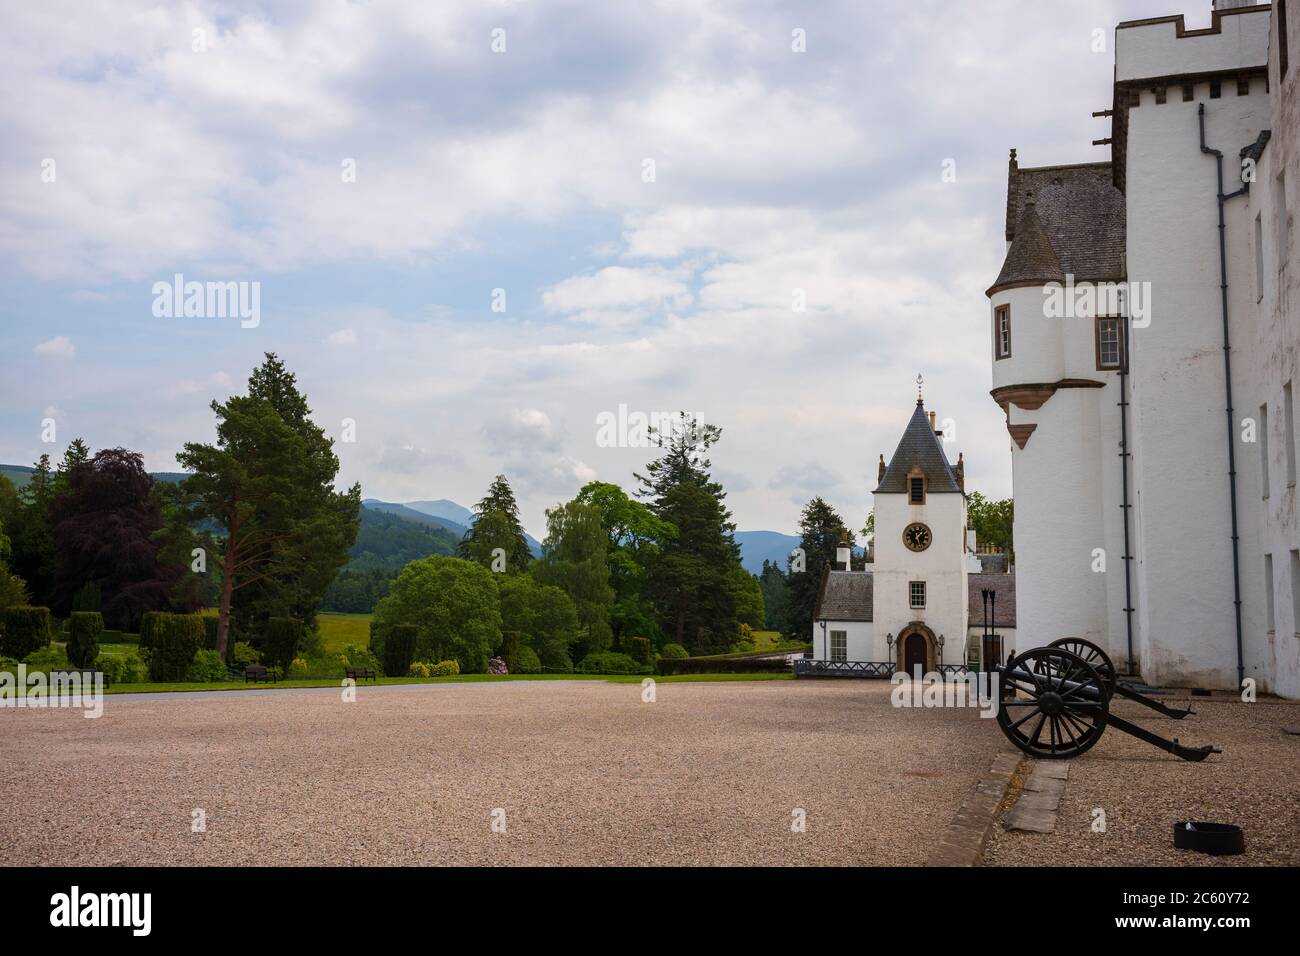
left=992, top=200, right=1064, bottom=288
left=816, top=570, right=873, bottom=622
left=968, top=572, right=1016, bottom=628
left=994, top=160, right=1126, bottom=288
left=875, top=402, right=962, bottom=494
left=817, top=570, right=1013, bottom=626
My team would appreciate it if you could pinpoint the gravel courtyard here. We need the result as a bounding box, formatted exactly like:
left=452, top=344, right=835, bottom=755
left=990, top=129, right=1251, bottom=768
left=984, top=695, right=1300, bottom=866
left=0, top=680, right=1002, bottom=866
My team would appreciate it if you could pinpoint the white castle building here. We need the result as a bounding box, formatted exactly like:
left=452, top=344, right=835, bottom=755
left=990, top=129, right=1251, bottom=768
left=810, top=395, right=1016, bottom=676
left=988, top=0, right=1298, bottom=697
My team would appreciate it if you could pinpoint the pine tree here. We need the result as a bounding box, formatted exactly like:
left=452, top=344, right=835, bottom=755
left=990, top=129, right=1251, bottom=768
left=458, top=474, right=532, bottom=572
left=8, top=454, right=57, bottom=605
left=786, top=497, right=854, bottom=641
left=635, top=414, right=742, bottom=653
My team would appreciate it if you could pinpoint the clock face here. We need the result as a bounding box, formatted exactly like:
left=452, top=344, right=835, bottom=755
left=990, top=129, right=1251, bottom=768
left=903, top=522, right=932, bottom=552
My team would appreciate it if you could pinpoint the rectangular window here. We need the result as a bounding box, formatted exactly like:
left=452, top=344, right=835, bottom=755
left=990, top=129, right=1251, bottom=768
left=1286, top=382, right=1296, bottom=486
left=1096, top=317, right=1123, bottom=370
left=830, top=630, right=847, bottom=663
left=909, top=476, right=925, bottom=504
left=1292, top=551, right=1300, bottom=635
left=1265, top=554, right=1275, bottom=631
left=1256, top=212, right=1265, bottom=301
left=994, top=305, right=1011, bottom=359
left=1260, top=402, right=1271, bottom=499
left=909, top=581, right=926, bottom=609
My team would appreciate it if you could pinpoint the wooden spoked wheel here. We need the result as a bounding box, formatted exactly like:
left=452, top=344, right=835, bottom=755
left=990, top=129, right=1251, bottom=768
left=997, top=648, right=1109, bottom=759
left=1048, top=637, right=1117, bottom=700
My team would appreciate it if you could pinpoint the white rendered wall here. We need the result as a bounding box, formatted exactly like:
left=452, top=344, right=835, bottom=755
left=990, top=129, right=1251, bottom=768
left=811, top=619, right=874, bottom=663
left=1115, top=8, right=1269, bottom=82
left=1124, top=76, right=1270, bottom=688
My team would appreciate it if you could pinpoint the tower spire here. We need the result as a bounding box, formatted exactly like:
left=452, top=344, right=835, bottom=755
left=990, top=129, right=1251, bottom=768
left=916, top=373, right=924, bottom=405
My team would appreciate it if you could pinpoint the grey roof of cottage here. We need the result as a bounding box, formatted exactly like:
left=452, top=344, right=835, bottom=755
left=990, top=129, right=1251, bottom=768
left=978, top=553, right=1009, bottom=574
left=968, top=572, right=1016, bottom=628
left=996, top=161, right=1126, bottom=286
left=816, top=570, right=873, bottom=622
left=874, top=402, right=962, bottom=494
left=817, top=568, right=1013, bottom=626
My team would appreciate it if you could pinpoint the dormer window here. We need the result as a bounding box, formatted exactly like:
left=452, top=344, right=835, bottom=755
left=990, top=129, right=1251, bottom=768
left=908, top=466, right=926, bottom=505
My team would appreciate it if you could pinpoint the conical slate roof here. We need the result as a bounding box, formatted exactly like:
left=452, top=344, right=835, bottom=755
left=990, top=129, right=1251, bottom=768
left=990, top=198, right=1064, bottom=289
left=874, top=402, right=962, bottom=494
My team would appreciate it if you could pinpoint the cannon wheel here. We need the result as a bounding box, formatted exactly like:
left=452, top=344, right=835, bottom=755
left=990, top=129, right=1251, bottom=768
left=1048, top=637, right=1117, bottom=700
left=998, top=648, right=1109, bottom=759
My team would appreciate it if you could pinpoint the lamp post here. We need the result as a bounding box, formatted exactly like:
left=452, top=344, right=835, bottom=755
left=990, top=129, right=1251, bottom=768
left=937, top=633, right=945, bottom=667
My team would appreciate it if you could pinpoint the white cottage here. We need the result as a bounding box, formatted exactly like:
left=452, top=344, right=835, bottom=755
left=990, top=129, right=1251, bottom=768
left=810, top=397, right=1015, bottom=675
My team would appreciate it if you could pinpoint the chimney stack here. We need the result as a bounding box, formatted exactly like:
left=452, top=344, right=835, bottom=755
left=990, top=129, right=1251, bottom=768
left=836, top=529, right=851, bottom=571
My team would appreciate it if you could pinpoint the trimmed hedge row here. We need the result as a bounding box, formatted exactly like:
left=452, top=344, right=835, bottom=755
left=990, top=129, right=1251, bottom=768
left=1, top=606, right=52, bottom=660
left=148, top=613, right=207, bottom=681
left=68, top=612, right=105, bottom=668
left=262, top=617, right=302, bottom=672
left=655, top=656, right=791, bottom=676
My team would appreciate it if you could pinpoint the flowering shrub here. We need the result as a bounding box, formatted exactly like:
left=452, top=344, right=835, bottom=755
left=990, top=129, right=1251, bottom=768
left=288, top=657, right=313, bottom=678
left=486, top=657, right=508, bottom=675
left=428, top=660, right=459, bottom=676
left=408, top=661, right=431, bottom=678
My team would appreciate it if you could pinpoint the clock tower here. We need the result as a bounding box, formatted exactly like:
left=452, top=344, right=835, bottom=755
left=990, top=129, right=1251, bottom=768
left=868, top=386, right=970, bottom=673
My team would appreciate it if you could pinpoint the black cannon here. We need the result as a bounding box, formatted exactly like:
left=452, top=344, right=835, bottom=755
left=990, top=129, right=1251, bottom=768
left=995, top=641, right=1221, bottom=762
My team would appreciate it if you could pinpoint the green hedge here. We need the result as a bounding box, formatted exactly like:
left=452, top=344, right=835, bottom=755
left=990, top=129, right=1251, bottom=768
left=383, top=624, right=418, bottom=677
left=203, top=616, right=220, bottom=651
left=656, top=656, right=790, bottom=676
left=138, top=611, right=161, bottom=655
left=68, top=612, right=105, bottom=668
left=148, top=613, right=207, bottom=681
left=262, top=617, right=303, bottom=672
left=1, top=606, right=52, bottom=660
left=622, top=635, right=654, bottom=664
left=577, top=651, right=651, bottom=675
left=659, top=642, right=689, bottom=660
left=510, top=644, right=542, bottom=674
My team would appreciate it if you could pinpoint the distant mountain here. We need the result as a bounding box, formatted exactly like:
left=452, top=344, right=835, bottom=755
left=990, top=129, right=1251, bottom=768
left=363, top=498, right=542, bottom=556
left=734, top=530, right=801, bottom=575
left=401, top=499, right=475, bottom=526
left=348, top=505, right=460, bottom=571
left=1, top=464, right=189, bottom=489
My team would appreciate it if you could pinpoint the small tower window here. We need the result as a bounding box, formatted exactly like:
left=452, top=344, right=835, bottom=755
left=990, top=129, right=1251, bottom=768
left=1096, top=317, right=1123, bottom=370
left=994, top=305, right=1011, bottom=359
left=909, top=476, right=925, bottom=504
left=910, top=581, right=927, bottom=609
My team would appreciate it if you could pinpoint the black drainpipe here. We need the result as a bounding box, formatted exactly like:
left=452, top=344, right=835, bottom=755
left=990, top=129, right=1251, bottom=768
left=1198, top=102, right=1248, bottom=687
left=1118, top=312, right=1135, bottom=674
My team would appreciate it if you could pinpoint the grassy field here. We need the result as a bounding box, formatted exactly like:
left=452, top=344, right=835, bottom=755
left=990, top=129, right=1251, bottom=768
left=316, top=612, right=372, bottom=653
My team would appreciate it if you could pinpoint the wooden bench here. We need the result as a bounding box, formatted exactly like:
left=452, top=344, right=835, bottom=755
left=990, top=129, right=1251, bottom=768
left=244, top=665, right=277, bottom=684
left=50, top=668, right=110, bottom=689
left=344, top=667, right=376, bottom=683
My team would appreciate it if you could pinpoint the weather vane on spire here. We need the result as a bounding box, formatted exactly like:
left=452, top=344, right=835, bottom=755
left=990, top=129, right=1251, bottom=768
left=916, top=373, right=924, bottom=405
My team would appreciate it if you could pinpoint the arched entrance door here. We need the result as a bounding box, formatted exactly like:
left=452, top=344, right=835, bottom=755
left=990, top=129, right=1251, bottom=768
left=903, top=632, right=928, bottom=677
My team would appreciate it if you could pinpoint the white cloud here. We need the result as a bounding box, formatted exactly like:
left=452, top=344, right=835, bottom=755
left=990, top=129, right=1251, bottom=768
left=326, top=327, right=359, bottom=347
left=34, top=335, right=74, bottom=358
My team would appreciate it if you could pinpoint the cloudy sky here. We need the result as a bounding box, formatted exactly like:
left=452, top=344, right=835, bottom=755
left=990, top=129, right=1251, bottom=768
left=0, top=0, right=1206, bottom=537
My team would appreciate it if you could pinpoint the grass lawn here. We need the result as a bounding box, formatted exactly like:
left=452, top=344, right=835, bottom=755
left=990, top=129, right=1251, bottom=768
left=315, top=612, right=372, bottom=654
left=103, top=671, right=792, bottom=694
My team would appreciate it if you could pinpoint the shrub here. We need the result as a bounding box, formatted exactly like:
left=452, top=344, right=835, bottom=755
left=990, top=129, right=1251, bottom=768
left=540, top=648, right=573, bottom=673
left=343, top=644, right=381, bottom=673
left=202, top=616, right=220, bottom=651
left=71, top=582, right=102, bottom=613
left=623, top=635, right=654, bottom=665
left=427, top=659, right=460, bottom=677
left=383, top=625, right=418, bottom=677
left=510, top=645, right=541, bottom=674
left=659, top=642, right=689, bottom=660
left=67, top=612, right=105, bottom=668
left=262, top=617, right=303, bottom=672
left=24, top=644, right=70, bottom=672
left=576, top=651, right=649, bottom=675
left=732, top=640, right=756, bottom=653
left=407, top=661, right=430, bottom=678
left=487, top=656, right=508, bottom=675
left=1, top=606, right=52, bottom=660
left=148, top=613, right=206, bottom=682
left=368, top=619, right=389, bottom=660
left=94, top=651, right=147, bottom=684
left=231, top=641, right=260, bottom=668
left=186, top=649, right=230, bottom=682
left=298, top=625, right=323, bottom=658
